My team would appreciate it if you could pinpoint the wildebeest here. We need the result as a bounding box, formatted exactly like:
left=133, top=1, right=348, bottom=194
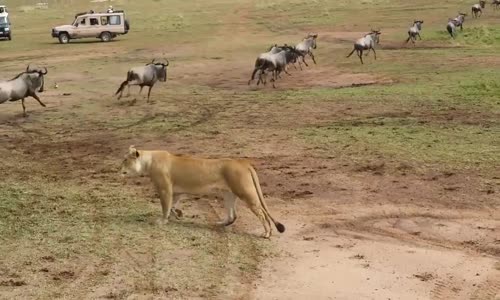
left=295, top=33, right=318, bottom=69
left=446, top=19, right=458, bottom=38
left=472, top=1, right=485, bottom=18
left=453, top=13, right=467, bottom=31
left=248, top=46, right=301, bottom=88
left=406, top=20, right=424, bottom=45
left=491, top=0, right=500, bottom=9
left=115, top=59, right=169, bottom=102
left=0, top=65, right=48, bottom=116
left=346, top=30, right=381, bottom=64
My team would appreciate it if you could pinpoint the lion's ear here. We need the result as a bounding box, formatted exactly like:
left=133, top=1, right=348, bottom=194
left=129, top=145, right=139, bottom=157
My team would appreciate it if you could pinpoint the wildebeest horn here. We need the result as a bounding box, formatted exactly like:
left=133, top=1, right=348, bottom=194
left=164, top=59, right=169, bottom=67
left=151, top=59, right=155, bottom=64
left=26, top=64, right=31, bottom=72
left=41, top=67, right=48, bottom=75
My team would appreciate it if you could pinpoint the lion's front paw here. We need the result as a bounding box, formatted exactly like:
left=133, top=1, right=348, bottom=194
left=156, top=218, right=168, bottom=226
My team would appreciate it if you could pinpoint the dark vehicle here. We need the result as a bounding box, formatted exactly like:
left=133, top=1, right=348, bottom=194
left=0, top=16, right=11, bottom=40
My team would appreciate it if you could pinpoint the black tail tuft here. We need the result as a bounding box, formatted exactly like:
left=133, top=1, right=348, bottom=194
left=275, top=222, right=285, bottom=233
left=115, top=80, right=128, bottom=96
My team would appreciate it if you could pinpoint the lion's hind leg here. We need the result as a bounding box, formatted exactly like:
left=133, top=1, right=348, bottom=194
left=249, top=204, right=272, bottom=238
left=217, top=192, right=237, bottom=226
left=238, top=189, right=272, bottom=238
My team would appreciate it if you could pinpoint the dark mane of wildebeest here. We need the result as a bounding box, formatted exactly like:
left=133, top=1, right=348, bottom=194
left=248, top=45, right=302, bottom=88
left=115, top=59, right=169, bottom=102
left=0, top=65, right=48, bottom=116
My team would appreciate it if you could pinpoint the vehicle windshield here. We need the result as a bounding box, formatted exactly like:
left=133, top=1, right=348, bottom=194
left=0, top=16, right=7, bottom=25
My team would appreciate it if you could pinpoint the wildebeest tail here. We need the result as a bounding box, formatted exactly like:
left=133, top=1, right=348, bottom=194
left=115, top=71, right=132, bottom=95
left=346, top=48, right=356, bottom=58
left=251, top=58, right=265, bottom=81
left=447, top=24, right=454, bottom=38
left=405, top=31, right=412, bottom=43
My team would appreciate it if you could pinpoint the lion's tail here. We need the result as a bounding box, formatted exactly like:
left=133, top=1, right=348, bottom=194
left=249, top=167, right=285, bottom=233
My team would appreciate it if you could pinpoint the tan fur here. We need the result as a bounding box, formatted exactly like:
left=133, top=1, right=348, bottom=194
left=121, top=146, right=285, bottom=238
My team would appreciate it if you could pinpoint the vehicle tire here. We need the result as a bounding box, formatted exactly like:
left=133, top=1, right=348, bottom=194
left=100, top=31, right=111, bottom=42
left=58, top=32, right=70, bottom=44
left=7, top=34, right=11, bottom=41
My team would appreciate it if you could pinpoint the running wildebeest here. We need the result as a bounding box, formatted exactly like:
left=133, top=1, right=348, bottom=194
left=447, top=19, right=458, bottom=38
left=255, top=46, right=301, bottom=87
left=346, top=30, right=381, bottom=64
left=248, top=46, right=301, bottom=88
left=406, top=20, right=424, bottom=45
left=453, top=13, right=467, bottom=31
left=472, top=1, right=486, bottom=18
left=491, top=0, right=500, bottom=9
left=115, top=59, right=169, bottom=102
left=295, top=33, right=318, bottom=69
left=0, top=65, right=48, bottom=117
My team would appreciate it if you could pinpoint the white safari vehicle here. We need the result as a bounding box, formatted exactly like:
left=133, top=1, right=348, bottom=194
left=51, top=10, right=129, bottom=44
left=0, top=5, right=8, bottom=17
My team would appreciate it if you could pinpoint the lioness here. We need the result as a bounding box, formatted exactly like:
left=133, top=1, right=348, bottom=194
left=121, top=146, right=285, bottom=238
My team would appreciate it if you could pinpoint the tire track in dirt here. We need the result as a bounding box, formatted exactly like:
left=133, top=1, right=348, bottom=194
left=430, top=274, right=466, bottom=300
left=470, top=267, right=500, bottom=300
left=318, top=210, right=500, bottom=257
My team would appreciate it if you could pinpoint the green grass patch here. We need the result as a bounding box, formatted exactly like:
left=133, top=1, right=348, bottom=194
left=300, top=118, right=499, bottom=169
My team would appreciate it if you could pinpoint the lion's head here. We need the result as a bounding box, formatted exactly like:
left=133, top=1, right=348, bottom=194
left=121, top=145, right=143, bottom=177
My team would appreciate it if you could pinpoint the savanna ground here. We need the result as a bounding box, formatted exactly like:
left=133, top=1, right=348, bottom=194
left=0, top=0, right=499, bottom=299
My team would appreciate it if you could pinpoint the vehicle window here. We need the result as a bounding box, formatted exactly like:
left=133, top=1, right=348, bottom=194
left=0, top=8, right=4, bottom=14
left=80, top=18, right=86, bottom=25
left=108, top=15, right=121, bottom=25
left=90, top=18, right=99, bottom=26
left=0, top=17, right=6, bottom=24
left=101, top=16, right=108, bottom=25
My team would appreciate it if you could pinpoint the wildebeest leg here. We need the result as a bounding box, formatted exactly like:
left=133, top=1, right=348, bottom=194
left=309, top=52, right=317, bottom=64
left=30, top=93, right=46, bottom=108
left=358, top=50, right=364, bottom=64
left=372, top=47, right=377, bottom=60
left=460, top=24, right=463, bottom=31
left=257, top=70, right=263, bottom=86
left=248, top=67, right=260, bottom=85
left=21, top=98, right=27, bottom=117
left=271, top=77, right=276, bottom=89
left=138, top=85, right=144, bottom=95
left=147, top=86, right=153, bottom=103
left=301, top=56, right=309, bottom=67
left=417, top=32, right=422, bottom=40
left=126, top=85, right=131, bottom=97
